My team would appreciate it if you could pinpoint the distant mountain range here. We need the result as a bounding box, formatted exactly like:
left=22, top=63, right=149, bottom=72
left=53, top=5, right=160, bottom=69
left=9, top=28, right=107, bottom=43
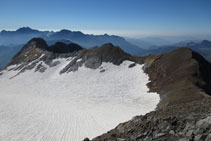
left=0, top=27, right=144, bottom=54
left=0, top=27, right=211, bottom=69
left=0, top=27, right=146, bottom=68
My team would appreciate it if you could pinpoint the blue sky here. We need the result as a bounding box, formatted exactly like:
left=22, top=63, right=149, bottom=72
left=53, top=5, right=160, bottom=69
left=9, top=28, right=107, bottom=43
left=0, top=0, right=211, bottom=37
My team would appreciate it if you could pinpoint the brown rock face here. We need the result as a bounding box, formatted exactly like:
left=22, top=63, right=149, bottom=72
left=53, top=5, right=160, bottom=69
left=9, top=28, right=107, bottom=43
left=143, top=48, right=211, bottom=108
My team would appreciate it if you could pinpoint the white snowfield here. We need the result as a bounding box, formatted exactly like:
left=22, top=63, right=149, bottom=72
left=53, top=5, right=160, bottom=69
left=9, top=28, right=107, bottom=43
left=0, top=58, right=160, bottom=141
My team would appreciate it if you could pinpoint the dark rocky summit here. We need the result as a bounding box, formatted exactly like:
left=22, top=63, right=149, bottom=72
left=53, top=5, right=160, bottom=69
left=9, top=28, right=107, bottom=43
left=47, top=42, right=82, bottom=53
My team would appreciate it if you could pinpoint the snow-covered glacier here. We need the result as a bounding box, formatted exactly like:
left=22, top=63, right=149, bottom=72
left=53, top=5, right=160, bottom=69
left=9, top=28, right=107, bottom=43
left=0, top=58, right=160, bottom=141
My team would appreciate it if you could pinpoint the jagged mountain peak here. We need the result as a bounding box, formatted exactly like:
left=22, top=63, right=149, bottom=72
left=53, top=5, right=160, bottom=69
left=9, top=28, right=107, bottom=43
left=8, top=38, right=82, bottom=67
left=4, top=37, right=143, bottom=76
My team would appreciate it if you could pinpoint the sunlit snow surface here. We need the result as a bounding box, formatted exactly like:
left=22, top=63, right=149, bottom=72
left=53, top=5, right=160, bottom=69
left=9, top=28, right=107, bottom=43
left=0, top=58, right=160, bottom=141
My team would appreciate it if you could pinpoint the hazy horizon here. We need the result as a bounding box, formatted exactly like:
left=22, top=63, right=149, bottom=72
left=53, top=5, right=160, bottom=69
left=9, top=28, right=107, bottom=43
left=1, top=27, right=211, bottom=41
left=0, top=0, right=211, bottom=38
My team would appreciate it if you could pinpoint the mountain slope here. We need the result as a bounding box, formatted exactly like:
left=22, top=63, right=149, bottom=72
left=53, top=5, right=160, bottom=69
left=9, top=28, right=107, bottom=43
left=144, top=48, right=211, bottom=108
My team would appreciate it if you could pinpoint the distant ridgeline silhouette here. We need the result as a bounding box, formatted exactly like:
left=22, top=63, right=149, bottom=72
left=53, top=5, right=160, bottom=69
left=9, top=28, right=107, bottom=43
left=0, top=27, right=144, bottom=55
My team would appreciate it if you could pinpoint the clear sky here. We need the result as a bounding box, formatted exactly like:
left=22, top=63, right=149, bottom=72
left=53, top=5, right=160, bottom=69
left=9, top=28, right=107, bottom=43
left=0, top=0, right=211, bottom=37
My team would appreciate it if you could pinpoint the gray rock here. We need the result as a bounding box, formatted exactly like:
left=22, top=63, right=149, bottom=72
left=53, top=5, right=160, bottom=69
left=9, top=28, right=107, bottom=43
left=49, top=61, right=60, bottom=67
left=143, top=136, right=151, bottom=141
left=205, top=133, right=211, bottom=141
left=128, top=63, right=136, bottom=68
left=195, top=134, right=202, bottom=141
left=154, top=133, right=165, bottom=138
left=100, top=69, right=105, bottom=73
left=169, top=130, right=175, bottom=135
left=178, top=138, right=189, bottom=141
left=186, top=130, right=194, bottom=137
left=116, top=138, right=126, bottom=141
left=84, top=56, right=101, bottom=69
left=35, top=63, right=44, bottom=72
left=184, top=122, right=194, bottom=132
left=39, top=66, right=47, bottom=73
left=136, top=131, right=148, bottom=139
left=196, top=116, right=211, bottom=129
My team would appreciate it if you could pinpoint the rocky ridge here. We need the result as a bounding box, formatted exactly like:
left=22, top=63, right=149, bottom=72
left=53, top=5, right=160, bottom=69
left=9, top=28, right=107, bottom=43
left=5, top=38, right=211, bottom=107
left=6, top=38, right=144, bottom=74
